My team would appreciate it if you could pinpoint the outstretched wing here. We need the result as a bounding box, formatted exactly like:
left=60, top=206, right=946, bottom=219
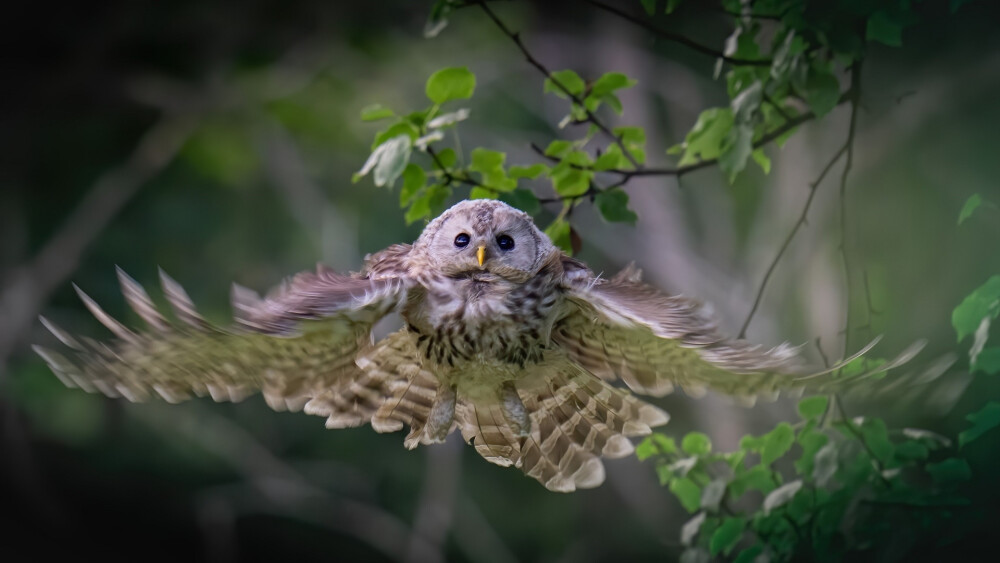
left=554, top=262, right=921, bottom=403
left=34, top=265, right=408, bottom=421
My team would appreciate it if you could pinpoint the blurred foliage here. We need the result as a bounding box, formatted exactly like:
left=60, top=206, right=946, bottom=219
left=3, top=0, right=1000, bottom=561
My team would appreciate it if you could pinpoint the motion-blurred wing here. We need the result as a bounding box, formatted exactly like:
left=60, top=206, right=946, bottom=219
left=34, top=266, right=408, bottom=421
left=555, top=264, right=920, bottom=403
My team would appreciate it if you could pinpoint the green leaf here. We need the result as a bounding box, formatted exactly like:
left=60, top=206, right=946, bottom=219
left=926, top=458, right=972, bottom=484
left=414, top=131, right=444, bottom=151
left=803, top=66, right=841, bottom=118
left=544, top=70, right=585, bottom=98
left=360, top=104, right=395, bottom=122
left=710, top=518, right=746, bottom=556
left=426, top=184, right=452, bottom=217
left=372, top=121, right=420, bottom=149
left=720, top=122, right=754, bottom=183
left=903, top=428, right=953, bottom=449
left=590, top=72, right=637, bottom=98
left=729, top=465, right=776, bottom=499
left=751, top=148, right=771, bottom=174
left=400, top=164, right=426, bottom=207
left=858, top=418, right=895, bottom=464
left=373, top=136, right=412, bottom=187
left=670, top=477, right=703, bottom=513
left=812, top=442, right=838, bottom=486
left=469, top=186, right=495, bottom=200
left=594, top=190, right=638, bottom=224
left=733, top=546, right=764, bottom=563
left=959, top=194, right=982, bottom=225
left=426, top=108, right=470, bottom=129
left=426, top=67, right=477, bottom=104
left=974, top=347, right=1000, bottom=374
left=665, top=0, right=681, bottom=14
left=677, top=108, right=734, bottom=166
left=682, top=432, right=712, bottom=455
left=545, top=219, right=573, bottom=254
left=952, top=276, right=1000, bottom=342
left=656, top=464, right=676, bottom=485
left=356, top=134, right=413, bottom=187
left=867, top=11, right=903, bottom=47
left=739, top=434, right=765, bottom=451
left=499, top=188, right=541, bottom=215
left=960, top=401, right=1000, bottom=447
left=760, top=422, right=795, bottom=466
left=680, top=511, right=706, bottom=546
left=593, top=152, right=626, bottom=171
left=614, top=126, right=646, bottom=146
left=640, top=0, right=656, bottom=16
left=424, top=0, right=452, bottom=38
left=795, top=428, right=829, bottom=477
left=700, top=478, right=727, bottom=511
left=405, top=192, right=432, bottom=224
left=552, top=169, right=591, bottom=197
left=797, top=396, right=829, bottom=420
left=469, top=148, right=505, bottom=173
left=894, top=440, right=929, bottom=462
left=544, top=140, right=574, bottom=159
left=637, top=433, right=679, bottom=460
left=432, top=148, right=457, bottom=170
left=763, top=480, right=802, bottom=514
left=508, top=164, right=548, bottom=179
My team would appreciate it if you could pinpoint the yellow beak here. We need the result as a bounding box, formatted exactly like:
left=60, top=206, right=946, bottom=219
left=477, top=245, right=486, bottom=267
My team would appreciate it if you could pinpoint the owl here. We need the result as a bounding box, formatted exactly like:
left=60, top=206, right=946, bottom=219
left=34, top=199, right=914, bottom=492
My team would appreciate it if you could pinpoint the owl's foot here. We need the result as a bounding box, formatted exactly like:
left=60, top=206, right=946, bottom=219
left=424, top=383, right=457, bottom=442
left=500, top=381, right=530, bottom=437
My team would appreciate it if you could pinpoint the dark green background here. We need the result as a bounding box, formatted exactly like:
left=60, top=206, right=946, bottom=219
left=2, top=1, right=999, bottom=561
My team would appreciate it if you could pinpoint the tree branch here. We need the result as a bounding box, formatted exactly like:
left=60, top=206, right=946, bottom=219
left=738, top=143, right=849, bottom=338
left=583, top=0, right=772, bottom=67
left=475, top=0, right=641, bottom=169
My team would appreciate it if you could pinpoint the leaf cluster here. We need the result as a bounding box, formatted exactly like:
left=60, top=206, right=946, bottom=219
left=638, top=395, right=980, bottom=562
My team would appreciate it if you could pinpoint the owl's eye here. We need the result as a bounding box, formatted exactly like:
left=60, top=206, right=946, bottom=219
left=496, top=234, right=515, bottom=251
left=454, top=233, right=471, bottom=248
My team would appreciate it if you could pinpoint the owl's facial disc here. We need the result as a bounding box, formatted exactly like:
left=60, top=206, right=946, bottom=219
left=419, top=200, right=555, bottom=282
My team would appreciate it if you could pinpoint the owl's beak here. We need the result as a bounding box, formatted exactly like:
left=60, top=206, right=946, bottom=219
left=477, top=245, right=486, bottom=267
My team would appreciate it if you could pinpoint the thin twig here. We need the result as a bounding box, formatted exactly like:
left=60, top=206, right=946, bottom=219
left=475, top=0, right=641, bottom=169
left=583, top=0, right=772, bottom=66
left=737, top=143, right=849, bottom=338
left=530, top=105, right=835, bottom=180
left=839, top=63, right=863, bottom=357
left=426, top=145, right=500, bottom=194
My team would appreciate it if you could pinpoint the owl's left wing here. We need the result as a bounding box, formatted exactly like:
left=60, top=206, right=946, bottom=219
left=554, top=263, right=916, bottom=403
left=34, top=265, right=408, bottom=421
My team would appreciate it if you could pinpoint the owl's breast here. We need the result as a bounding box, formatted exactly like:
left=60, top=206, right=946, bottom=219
left=402, top=272, right=562, bottom=367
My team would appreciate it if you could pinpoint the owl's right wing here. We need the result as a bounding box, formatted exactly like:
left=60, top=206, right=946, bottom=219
left=34, top=264, right=409, bottom=423
left=554, top=262, right=924, bottom=403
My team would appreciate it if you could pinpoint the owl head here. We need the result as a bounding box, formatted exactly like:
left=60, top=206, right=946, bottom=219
left=412, top=199, right=558, bottom=282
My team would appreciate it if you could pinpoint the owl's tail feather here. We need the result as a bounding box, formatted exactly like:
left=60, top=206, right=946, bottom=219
left=456, top=400, right=524, bottom=468
left=518, top=361, right=669, bottom=492
left=451, top=359, right=669, bottom=493
left=345, top=330, right=456, bottom=449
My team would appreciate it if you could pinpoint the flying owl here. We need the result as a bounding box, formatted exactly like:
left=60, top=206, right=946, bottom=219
left=34, top=199, right=913, bottom=492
